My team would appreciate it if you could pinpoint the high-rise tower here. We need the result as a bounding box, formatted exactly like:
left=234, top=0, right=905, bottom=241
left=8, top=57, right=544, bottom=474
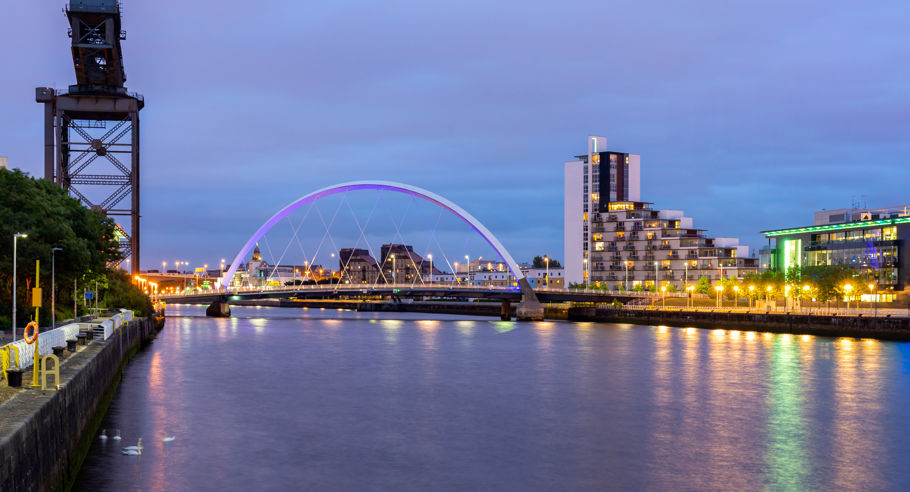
left=563, top=136, right=641, bottom=285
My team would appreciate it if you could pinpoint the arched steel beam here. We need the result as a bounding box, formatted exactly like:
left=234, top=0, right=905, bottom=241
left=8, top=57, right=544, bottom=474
left=221, top=181, right=526, bottom=293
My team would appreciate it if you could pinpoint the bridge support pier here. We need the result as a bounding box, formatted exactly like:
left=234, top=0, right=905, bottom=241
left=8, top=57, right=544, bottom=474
left=206, top=300, right=231, bottom=318
left=515, top=279, right=545, bottom=321
left=500, top=300, right=511, bottom=321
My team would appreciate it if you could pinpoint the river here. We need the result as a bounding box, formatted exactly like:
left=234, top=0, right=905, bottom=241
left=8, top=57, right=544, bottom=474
left=73, top=305, right=910, bottom=491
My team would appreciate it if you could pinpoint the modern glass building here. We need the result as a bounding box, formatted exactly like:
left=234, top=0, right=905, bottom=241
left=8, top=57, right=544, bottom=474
left=761, top=206, right=910, bottom=292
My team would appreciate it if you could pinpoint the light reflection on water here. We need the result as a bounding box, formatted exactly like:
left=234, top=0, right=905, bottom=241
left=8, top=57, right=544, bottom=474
left=74, top=306, right=910, bottom=491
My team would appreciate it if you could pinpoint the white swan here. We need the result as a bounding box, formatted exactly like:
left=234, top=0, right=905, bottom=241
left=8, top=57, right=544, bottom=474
left=162, top=436, right=176, bottom=443
left=122, top=447, right=141, bottom=456
left=122, top=438, right=143, bottom=452
left=99, top=429, right=108, bottom=440
left=111, top=429, right=122, bottom=441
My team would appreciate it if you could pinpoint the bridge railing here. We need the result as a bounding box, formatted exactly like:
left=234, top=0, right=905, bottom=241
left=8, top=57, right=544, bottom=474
left=160, top=283, right=524, bottom=298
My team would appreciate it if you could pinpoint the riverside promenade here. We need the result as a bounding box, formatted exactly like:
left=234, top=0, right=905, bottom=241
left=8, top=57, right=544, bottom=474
left=566, top=306, right=910, bottom=341
left=0, top=311, right=165, bottom=491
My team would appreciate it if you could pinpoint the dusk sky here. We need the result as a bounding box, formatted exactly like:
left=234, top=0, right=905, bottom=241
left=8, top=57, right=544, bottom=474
left=2, top=0, right=909, bottom=270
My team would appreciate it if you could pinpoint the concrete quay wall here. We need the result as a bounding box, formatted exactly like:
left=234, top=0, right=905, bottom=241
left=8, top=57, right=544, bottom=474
left=0, top=315, right=164, bottom=492
left=567, top=307, right=910, bottom=340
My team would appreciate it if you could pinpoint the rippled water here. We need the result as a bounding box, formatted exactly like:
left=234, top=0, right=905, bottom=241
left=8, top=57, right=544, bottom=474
left=73, top=305, right=910, bottom=491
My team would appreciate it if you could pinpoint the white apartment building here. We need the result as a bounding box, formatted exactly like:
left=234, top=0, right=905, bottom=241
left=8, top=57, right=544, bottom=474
left=564, top=136, right=641, bottom=285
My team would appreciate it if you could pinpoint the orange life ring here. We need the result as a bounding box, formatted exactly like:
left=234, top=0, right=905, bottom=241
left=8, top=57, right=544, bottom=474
left=24, top=321, right=39, bottom=344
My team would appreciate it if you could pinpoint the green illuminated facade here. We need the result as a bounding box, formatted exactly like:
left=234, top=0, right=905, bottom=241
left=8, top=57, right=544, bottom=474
left=761, top=215, right=909, bottom=292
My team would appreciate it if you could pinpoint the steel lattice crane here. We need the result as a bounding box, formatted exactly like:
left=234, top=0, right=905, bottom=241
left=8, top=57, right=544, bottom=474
left=36, top=0, right=144, bottom=273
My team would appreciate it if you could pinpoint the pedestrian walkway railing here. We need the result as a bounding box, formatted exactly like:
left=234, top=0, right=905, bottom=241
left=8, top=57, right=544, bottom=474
left=2, top=309, right=133, bottom=371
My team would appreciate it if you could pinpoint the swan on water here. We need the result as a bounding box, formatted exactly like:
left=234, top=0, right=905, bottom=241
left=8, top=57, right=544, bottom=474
left=122, top=448, right=141, bottom=456
left=111, top=429, right=122, bottom=441
left=162, top=436, right=176, bottom=442
left=99, top=429, right=108, bottom=440
left=122, top=438, right=143, bottom=452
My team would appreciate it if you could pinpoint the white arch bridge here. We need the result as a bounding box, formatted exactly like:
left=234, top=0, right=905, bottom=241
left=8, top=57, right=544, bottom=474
left=171, top=181, right=552, bottom=319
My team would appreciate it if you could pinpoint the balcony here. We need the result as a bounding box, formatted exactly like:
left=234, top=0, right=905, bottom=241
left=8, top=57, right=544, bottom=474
left=615, top=224, right=625, bottom=231
left=659, top=244, right=671, bottom=250
left=623, top=244, right=636, bottom=250
left=628, top=255, right=640, bottom=260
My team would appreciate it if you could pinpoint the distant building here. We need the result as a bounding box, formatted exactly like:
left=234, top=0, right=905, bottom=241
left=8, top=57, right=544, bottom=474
left=0, top=157, right=7, bottom=170
left=564, top=136, right=758, bottom=289
left=520, top=266, right=565, bottom=289
left=761, top=204, right=910, bottom=297
left=339, top=248, right=381, bottom=284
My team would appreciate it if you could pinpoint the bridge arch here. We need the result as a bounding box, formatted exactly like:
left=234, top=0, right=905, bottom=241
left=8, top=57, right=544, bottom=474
left=221, top=180, right=526, bottom=292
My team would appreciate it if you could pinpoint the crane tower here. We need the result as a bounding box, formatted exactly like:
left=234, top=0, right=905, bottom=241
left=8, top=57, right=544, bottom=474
left=36, top=0, right=144, bottom=273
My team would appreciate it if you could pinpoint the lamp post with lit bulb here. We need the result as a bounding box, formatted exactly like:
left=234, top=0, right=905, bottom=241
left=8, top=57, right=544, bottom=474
left=51, top=247, right=62, bottom=328
left=12, top=233, right=27, bottom=339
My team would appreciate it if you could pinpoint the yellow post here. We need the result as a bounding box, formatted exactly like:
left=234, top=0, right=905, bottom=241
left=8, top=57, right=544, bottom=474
left=31, top=260, right=41, bottom=388
left=41, top=354, right=60, bottom=390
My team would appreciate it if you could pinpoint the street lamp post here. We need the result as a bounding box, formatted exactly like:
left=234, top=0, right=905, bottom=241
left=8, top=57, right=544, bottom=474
left=427, top=254, right=433, bottom=284
left=392, top=254, right=396, bottom=285
left=583, top=258, right=588, bottom=289
left=12, top=233, right=27, bottom=339
left=686, top=285, right=694, bottom=308
left=544, top=255, right=549, bottom=289
left=684, top=261, right=688, bottom=292
left=784, top=284, right=792, bottom=311
left=749, top=285, right=755, bottom=311
left=843, top=284, right=853, bottom=313
left=654, top=261, right=659, bottom=293
left=52, top=247, right=62, bottom=328
left=715, top=284, right=723, bottom=309
left=766, top=285, right=773, bottom=312
left=660, top=285, right=666, bottom=308
left=869, top=283, right=877, bottom=317
left=465, top=255, right=470, bottom=286
left=625, top=261, right=630, bottom=291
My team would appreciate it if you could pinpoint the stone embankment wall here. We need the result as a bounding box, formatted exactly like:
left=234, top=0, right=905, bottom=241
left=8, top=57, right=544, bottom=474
left=567, top=307, right=910, bottom=340
left=0, top=315, right=164, bottom=492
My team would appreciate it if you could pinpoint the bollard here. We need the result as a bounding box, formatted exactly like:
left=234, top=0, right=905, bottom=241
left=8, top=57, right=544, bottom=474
left=7, top=368, right=23, bottom=388
left=53, top=346, right=65, bottom=358
left=41, top=354, right=60, bottom=390
left=66, top=339, right=78, bottom=352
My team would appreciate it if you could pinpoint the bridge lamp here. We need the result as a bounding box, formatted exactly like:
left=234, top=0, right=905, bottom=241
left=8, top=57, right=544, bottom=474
left=427, top=254, right=433, bottom=284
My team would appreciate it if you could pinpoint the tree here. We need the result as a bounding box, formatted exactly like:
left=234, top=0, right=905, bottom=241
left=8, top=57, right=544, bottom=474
left=532, top=256, right=562, bottom=268
left=0, top=169, right=148, bottom=328
left=695, top=276, right=711, bottom=295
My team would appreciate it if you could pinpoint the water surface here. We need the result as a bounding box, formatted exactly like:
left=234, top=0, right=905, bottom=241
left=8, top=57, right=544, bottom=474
left=74, top=305, right=910, bottom=491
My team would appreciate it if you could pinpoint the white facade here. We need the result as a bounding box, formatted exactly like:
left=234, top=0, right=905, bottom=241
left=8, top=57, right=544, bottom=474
left=564, top=160, right=585, bottom=285
left=563, top=136, right=641, bottom=286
